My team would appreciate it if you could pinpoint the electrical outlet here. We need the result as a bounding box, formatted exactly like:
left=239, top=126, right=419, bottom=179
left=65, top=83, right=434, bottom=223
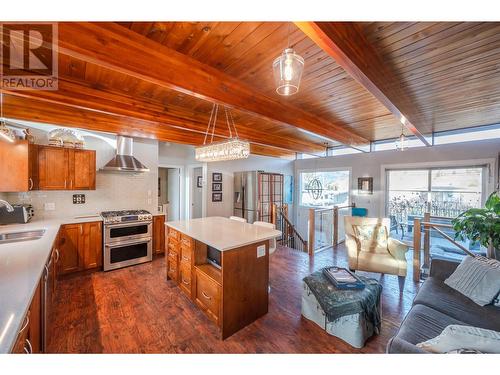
left=44, top=202, right=55, bottom=211
left=73, top=194, right=86, bottom=204
left=257, top=245, right=266, bottom=258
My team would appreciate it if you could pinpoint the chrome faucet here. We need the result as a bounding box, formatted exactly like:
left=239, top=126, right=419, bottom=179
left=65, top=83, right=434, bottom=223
left=0, top=199, right=14, bottom=212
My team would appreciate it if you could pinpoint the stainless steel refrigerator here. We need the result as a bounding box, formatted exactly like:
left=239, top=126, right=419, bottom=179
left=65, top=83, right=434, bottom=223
left=233, top=171, right=283, bottom=224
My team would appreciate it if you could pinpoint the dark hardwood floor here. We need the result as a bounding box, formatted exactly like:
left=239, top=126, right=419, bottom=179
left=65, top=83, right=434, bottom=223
left=48, top=244, right=421, bottom=353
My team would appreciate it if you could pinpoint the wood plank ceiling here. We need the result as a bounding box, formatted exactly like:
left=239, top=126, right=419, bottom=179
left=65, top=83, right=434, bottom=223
left=3, top=22, right=500, bottom=158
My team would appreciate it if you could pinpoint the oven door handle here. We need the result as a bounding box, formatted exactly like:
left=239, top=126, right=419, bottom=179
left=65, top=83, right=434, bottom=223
left=105, top=221, right=152, bottom=229
left=105, top=238, right=152, bottom=248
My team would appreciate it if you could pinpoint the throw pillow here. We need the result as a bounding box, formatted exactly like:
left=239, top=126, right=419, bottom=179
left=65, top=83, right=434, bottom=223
left=444, top=255, right=500, bottom=306
left=417, top=325, right=500, bottom=354
left=352, top=225, right=388, bottom=253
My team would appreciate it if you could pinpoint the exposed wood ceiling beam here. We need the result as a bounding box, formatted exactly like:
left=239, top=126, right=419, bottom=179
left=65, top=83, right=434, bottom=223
left=17, top=22, right=368, bottom=147
left=296, top=22, right=432, bottom=146
left=3, top=78, right=324, bottom=155
left=2, top=94, right=296, bottom=159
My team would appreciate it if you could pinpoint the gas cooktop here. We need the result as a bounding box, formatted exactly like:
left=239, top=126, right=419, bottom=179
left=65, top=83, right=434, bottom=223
left=100, top=209, right=152, bottom=224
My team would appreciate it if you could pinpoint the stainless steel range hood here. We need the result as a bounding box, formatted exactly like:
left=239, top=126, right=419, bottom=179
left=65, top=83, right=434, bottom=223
left=101, top=136, right=149, bottom=172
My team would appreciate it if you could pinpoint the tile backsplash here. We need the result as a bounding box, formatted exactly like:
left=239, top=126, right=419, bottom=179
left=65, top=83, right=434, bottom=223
left=5, top=134, right=159, bottom=220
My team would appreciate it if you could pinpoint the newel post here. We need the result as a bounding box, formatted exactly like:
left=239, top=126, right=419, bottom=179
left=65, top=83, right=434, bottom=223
left=413, top=218, right=421, bottom=282
left=308, top=208, right=315, bottom=257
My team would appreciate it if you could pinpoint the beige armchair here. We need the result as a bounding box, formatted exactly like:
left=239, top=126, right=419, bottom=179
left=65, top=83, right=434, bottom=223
left=344, top=216, right=409, bottom=277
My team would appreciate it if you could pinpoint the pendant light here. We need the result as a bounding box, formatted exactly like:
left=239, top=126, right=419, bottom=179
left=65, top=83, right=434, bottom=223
left=195, top=104, right=250, bottom=162
left=395, top=124, right=407, bottom=151
left=0, top=91, right=15, bottom=143
left=272, top=23, right=305, bottom=96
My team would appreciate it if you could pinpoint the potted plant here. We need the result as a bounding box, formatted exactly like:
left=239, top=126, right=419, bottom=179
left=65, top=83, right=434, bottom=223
left=452, top=191, right=500, bottom=259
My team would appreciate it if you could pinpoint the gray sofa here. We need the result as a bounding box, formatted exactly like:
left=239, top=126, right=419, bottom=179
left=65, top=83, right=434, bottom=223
left=387, top=258, right=500, bottom=353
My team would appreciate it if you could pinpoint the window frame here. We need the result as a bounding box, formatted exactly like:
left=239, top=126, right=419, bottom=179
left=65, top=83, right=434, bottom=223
left=297, top=167, right=352, bottom=209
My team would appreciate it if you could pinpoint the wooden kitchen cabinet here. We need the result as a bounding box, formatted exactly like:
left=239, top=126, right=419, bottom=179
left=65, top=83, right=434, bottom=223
left=11, top=280, right=42, bottom=354
left=0, top=140, right=38, bottom=192
left=153, top=215, right=165, bottom=255
left=58, top=221, right=102, bottom=276
left=38, top=145, right=96, bottom=191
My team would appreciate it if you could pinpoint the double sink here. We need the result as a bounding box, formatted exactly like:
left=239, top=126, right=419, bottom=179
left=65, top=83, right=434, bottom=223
left=0, top=230, right=46, bottom=245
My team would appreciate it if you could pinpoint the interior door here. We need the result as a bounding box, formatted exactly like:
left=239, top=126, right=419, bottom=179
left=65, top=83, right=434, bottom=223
left=167, top=168, right=181, bottom=221
left=191, top=167, right=203, bottom=219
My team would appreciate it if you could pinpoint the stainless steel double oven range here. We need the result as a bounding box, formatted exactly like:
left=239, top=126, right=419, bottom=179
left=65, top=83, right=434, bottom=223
left=100, top=210, right=153, bottom=271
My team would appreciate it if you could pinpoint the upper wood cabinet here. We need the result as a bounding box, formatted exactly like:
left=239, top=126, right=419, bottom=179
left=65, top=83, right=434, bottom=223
left=38, top=146, right=96, bottom=190
left=58, top=221, right=102, bottom=276
left=0, top=140, right=38, bottom=192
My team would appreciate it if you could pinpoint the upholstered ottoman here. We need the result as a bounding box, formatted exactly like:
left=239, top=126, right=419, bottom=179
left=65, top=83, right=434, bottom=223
left=301, top=271, right=382, bottom=348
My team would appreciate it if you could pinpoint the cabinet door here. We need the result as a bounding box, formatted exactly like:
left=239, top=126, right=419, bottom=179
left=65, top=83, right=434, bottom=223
left=0, top=140, right=29, bottom=192
left=58, top=224, right=81, bottom=275
left=81, top=222, right=102, bottom=270
left=28, top=280, right=42, bottom=353
left=38, top=146, right=69, bottom=190
left=28, top=144, right=39, bottom=191
left=153, top=215, right=165, bottom=254
left=70, top=150, right=96, bottom=190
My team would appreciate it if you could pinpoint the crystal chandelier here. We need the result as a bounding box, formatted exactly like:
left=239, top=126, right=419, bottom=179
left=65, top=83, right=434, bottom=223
left=395, top=124, right=407, bottom=151
left=195, top=104, right=250, bottom=162
left=272, top=24, right=305, bottom=96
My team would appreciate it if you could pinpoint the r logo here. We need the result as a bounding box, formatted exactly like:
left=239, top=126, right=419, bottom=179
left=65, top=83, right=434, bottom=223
left=1, top=23, right=58, bottom=90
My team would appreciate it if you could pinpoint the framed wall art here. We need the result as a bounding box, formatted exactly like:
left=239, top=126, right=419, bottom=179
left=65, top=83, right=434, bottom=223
left=212, top=192, right=222, bottom=202
left=212, top=172, right=222, bottom=182
left=358, top=177, right=373, bottom=195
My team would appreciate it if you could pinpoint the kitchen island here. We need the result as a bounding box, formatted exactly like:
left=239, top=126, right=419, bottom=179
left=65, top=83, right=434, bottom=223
left=165, top=216, right=281, bottom=339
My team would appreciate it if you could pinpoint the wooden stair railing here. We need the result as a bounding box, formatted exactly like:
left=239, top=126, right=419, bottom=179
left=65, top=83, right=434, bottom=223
left=271, top=204, right=308, bottom=253
left=413, top=213, right=477, bottom=282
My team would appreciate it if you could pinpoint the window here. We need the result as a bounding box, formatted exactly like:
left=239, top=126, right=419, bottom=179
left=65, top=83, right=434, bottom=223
left=387, top=167, right=484, bottom=223
left=299, top=170, right=350, bottom=207
left=372, top=136, right=425, bottom=151
left=327, top=146, right=362, bottom=156
left=434, top=123, right=500, bottom=145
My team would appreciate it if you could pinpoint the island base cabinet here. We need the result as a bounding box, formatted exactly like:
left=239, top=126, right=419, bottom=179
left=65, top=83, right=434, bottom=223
left=11, top=280, right=42, bottom=354
left=194, top=269, right=221, bottom=325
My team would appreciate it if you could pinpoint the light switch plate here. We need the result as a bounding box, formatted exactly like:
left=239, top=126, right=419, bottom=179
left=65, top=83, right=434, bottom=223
left=257, top=245, right=266, bottom=258
left=44, top=202, right=56, bottom=211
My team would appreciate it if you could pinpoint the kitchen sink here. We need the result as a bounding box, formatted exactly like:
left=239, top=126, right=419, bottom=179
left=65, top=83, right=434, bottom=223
left=0, top=229, right=46, bottom=245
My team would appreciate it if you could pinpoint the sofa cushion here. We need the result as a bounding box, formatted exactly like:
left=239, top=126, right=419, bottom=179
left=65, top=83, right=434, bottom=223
left=416, top=324, right=500, bottom=354
left=413, top=277, right=500, bottom=331
left=395, top=304, right=466, bottom=345
left=444, top=256, right=500, bottom=306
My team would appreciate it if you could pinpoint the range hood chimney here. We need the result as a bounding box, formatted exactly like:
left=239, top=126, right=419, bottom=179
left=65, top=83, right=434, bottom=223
left=101, top=136, right=149, bottom=172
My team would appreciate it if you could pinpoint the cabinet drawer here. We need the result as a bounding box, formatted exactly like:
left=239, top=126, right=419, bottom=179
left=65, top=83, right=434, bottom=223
left=179, top=263, right=192, bottom=297
left=12, top=313, right=30, bottom=354
left=180, top=234, right=193, bottom=249
left=180, top=245, right=192, bottom=264
left=195, top=270, right=221, bottom=324
left=168, top=228, right=180, bottom=242
left=167, top=258, right=178, bottom=281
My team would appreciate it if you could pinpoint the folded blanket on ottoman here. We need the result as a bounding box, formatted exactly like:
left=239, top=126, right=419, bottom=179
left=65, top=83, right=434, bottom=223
left=303, top=269, right=383, bottom=333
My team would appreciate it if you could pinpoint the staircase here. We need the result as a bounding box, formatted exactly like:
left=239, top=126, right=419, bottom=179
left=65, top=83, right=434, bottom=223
left=272, top=204, right=308, bottom=253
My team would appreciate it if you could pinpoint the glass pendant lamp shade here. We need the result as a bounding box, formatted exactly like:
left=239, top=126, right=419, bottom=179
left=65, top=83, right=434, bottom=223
left=395, top=130, right=407, bottom=151
left=273, top=48, right=304, bottom=96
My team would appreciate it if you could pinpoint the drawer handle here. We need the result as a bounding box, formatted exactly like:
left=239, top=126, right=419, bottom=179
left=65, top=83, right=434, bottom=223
left=201, top=291, right=211, bottom=300
left=169, top=268, right=175, bottom=272
left=182, top=279, right=190, bottom=285
left=19, top=314, right=30, bottom=334
left=182, top=256, right=189, bottom=261
left=24, top=338, right=33, bottom=354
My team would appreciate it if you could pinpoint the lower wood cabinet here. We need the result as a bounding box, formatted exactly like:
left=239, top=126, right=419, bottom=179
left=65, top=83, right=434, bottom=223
left=58, top=221, right=102, bottom=276
left=194, top=266, right=221, bottom=325
left=153, top=215, right=165, bottom=255
left=12, top=280, right=42, bottom=354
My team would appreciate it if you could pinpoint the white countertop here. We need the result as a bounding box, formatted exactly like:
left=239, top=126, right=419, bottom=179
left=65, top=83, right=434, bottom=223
left=0, top=215, right=102, bottom=353
left=165, top=217, right=281, bottom=251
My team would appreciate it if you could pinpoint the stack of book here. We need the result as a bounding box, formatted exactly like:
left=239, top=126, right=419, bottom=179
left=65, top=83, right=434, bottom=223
left=322, top=267, right=365, bottom=290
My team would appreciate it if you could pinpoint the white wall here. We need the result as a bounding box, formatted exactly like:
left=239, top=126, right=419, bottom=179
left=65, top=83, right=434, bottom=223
left=294, top=139, right=500, bottom=235
left=206, top=155, right=294, bottom=218
left=4, top=122, right=159, bottom=219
